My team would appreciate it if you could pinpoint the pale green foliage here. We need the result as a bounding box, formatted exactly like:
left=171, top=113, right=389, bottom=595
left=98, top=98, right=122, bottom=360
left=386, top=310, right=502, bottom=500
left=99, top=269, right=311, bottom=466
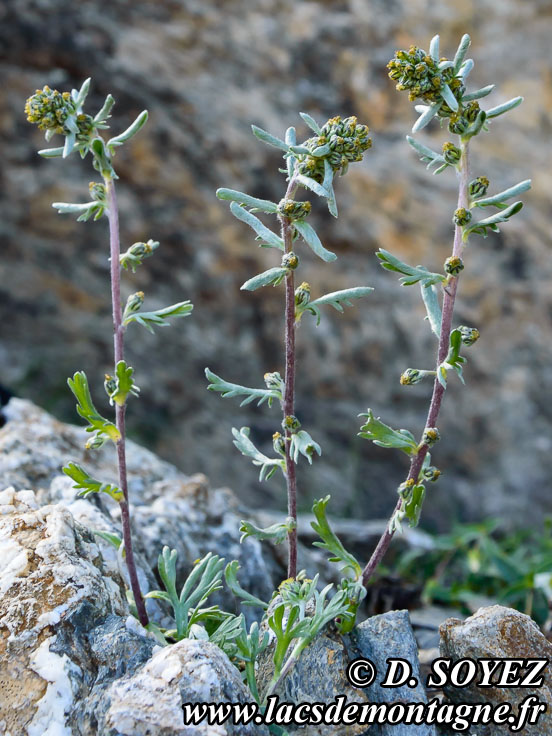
left=123, top=300, right=193, bottom=333
left=63, top=462, right=122, bottom=502
left=358, top=409, right=418, bottom=455
left=67, top=371, right=120, bottom=443
left=232, top=427, right=286, bottom=481
left=205, top=368, right=283, bottom=407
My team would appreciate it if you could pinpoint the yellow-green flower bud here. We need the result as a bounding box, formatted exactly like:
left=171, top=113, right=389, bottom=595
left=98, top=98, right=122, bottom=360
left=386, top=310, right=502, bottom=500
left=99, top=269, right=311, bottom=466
left=465, top=101, right=481, bottom=123
left=281, top=252, right=299, bottom=270
left=468, top=176, right=489, bottom=198
left=458, top=326, right=480, bottom=346
left=25, top=86, right=74, bottom=133
left=294, top=282, right=311, bottom=308
left=444, top=256, right=464, bottom=276
left=124, top=291, right=144, bottom=315
left=423, top=466, right=441, bottom=482
left=264, top=371, right=283, bottom=390
left=442, top=142, right=461, bottom=165
left=85, top=434, right=108, bottom=451
left=400, top=369, right=422, bottom=386
left=277, top=199, right=312, bottom=220
left=282, top=415, right=301, bottom=433
left=398, top=478, right=415, bottom=499
left=453, top=208, right=472, bottom=226
left=89, top=182, right=106, bottom=202
left=104, top=373, right=117, bottom=397
left=422, top=427, right=440, bottom=446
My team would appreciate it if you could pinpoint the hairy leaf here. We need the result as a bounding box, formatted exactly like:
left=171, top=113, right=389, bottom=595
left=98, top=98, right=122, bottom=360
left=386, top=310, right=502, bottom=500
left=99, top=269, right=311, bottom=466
left=377, top=249, right=446, bottom=287
left=216, top=188, right=278, bottom=214
left=241, top=267, right=288, bottom=291
left=293, top=220, right=336, bottom=262
left=124, top=301, right=193, bottom=333
left=67, top=371, right=120, bottom=442
left=63, top=462, right=122, bottom=502
left=239, top=517, right=295, bottom=545
left=232, top=427, right=285, bottom=481
left=229, top=201, right=284, bottom=250
left=311, top=496, right=362, bottom=579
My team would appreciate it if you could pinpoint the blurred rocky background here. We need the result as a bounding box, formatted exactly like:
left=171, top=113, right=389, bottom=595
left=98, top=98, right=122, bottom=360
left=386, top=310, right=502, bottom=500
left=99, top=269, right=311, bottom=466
left=1, top=0, right=551, bottom=530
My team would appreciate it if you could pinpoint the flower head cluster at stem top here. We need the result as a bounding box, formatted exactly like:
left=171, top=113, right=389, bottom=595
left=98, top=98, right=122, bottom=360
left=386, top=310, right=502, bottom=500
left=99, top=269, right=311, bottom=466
left=25, top=78, right=148, bottom=176
left=295, top=115, right=372, bottom=182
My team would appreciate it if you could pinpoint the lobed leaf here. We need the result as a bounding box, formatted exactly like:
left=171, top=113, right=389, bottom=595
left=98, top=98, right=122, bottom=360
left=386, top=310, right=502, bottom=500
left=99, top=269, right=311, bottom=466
left=377, top=249, right=446, bottom=287
left=205, top=368, right=282, bottom=407
left=67, top=371, right=120, bottom=442
left=299, top=287, right=373, bottom=325
left=241, top=267, right=288, bottom=291
left=311, top=496, right=362, bottom=579
left=124, top=301, right=193, bottom=333
left=232, top=427, right=285, bottom=482
left=225, top=561, right=268, bottom=609
left=359, top=409, right=417, bottom=455
left=239, top=517, right=295, bottom=545
left=63, top=462, right=122, bottom=502
left=289, top=430, right=321, bottom=465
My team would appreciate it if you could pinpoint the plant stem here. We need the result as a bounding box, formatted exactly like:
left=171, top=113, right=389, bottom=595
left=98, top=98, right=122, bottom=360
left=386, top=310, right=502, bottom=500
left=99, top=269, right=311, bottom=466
left=361, top=141, right=471, bottom=589
left=279, top=176, right=299, bottom=579
left=105, top=177, right=149, bottom=626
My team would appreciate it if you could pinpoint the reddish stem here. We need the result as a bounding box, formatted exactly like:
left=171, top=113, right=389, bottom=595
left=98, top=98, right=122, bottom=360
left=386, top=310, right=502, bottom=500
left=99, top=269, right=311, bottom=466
left=361, top=141, right=470, bottom=588
left=106, top=177, right=149, bottom=626
left=279, top=177, right=299, bottom=579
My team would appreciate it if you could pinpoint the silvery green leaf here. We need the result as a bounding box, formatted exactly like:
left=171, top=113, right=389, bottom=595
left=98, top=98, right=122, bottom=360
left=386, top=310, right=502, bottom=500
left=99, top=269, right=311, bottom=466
left=285, top=127, right=297, bottom=179
left=438, top=60, right=454, bottom=71
left=229, top=202, right=284, bottom=250
left=205, top=368, right=282, bottom=407
left=75, top=77, right=91, bottom=107
left=406, top=135, right=447, bottom=171
left=323, top=159, right=338, bottom=218
left=94, top=94, right=115, bottom=123
left=299, top=112, right=322, bottom=134
left=63, top=462, right=122, bottom=502
left=52, top=201, right=94, bottom=215
left=38, top=146, right=65, bottom=158
left=239, top=517, right=295, bottom=545
left=433, top=163, right=449, bottom=175
left=251, top=125, right=290, bottom=152
left=124, top=301, right=193, bottom=332
left=63, top=131, right=76, bottom=158
left=293, top=220, right=336, bottom=262
left=473, top=180, right=531, bottom=208
left=108, top=110, right=148, bottom=148
left=216, top=188, right=278, bottom=213
left=290, top=430, right=321, bottom=465
left=311, top=495, right=362, bottom=579
left=462, top=85, right=495, bottom=102
left=453, top=34, right=471, bottom=73
left=429, top=35, right=440, bottom=62
left=296, top=174, right=328, bottom=199
left=458, top=58, right=474, bottom=80
left=288, top=144, right=311, bottom=155
left=232, top=427, right=285, bottom=482
left=358, top=409, right=417, bottom=455
left=300, top=287, right=373, bottom=325
left=420, top=283, right=442, bottom=338
left=241, top=267, right=288, bottom=291
left=412, top=101, right=442, bottom=133
left=486, top=96, right=523, bottom=119
left=311, top=143, right=331, bottom=157
left=441, top=83, right=459, bottom=112
left=377, top=248, right=446, bottom=287
left=225, top=561, right=268, bottom=609
left=464, top=201, right=523, bottom=239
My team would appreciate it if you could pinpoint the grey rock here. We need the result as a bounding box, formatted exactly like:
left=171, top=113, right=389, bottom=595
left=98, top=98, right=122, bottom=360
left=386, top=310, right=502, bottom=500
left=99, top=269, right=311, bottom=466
left=348, top=610, right=436, bottom=736
left=440, top=605, right=552, bottom=735
left=101, top=639, right=268, bottom=736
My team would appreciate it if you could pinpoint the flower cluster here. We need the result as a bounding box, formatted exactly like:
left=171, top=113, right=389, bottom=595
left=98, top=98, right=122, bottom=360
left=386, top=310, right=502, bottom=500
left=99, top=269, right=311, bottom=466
left=387, top=46, right=463, bottom=111
left=25, top=86, right=75, bottom=133
left=296, top=116, right=372, bottom=182
left=277, top=199, right=311, bottom=220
